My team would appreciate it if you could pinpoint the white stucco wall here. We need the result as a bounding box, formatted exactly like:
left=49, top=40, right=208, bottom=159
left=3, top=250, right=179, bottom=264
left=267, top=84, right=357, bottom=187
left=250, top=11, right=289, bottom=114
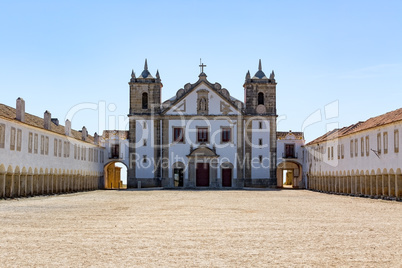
left=165, top=83, right=240, bottom=116
left=251, top=119, right=270, bottom=179
left=305, top=122, right=402, bottom=176
left=0, top=117, right=105, bottom=175
left=135, top=119, right=155, bottom=178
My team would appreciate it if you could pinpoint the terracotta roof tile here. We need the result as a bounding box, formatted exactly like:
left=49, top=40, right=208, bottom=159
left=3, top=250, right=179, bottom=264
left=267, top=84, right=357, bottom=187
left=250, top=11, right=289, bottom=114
left=0, top=103, right=96, bottom=144
left=277, top=131, right=304, bottom=140
left=306, top=108, right=402, bottom=145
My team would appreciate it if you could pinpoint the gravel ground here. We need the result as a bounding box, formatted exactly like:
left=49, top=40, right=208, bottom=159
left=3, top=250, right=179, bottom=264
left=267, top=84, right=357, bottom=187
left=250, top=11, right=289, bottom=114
left=0, top=189, right=401, bottom=267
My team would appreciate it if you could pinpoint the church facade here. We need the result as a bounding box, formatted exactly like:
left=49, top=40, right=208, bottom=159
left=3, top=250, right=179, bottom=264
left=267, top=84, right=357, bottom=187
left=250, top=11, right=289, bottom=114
left=127, top=60, right=278, bottom=188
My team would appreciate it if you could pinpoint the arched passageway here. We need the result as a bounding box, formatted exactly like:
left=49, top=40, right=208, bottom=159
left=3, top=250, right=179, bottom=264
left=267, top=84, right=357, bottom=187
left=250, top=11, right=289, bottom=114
left=104, top=161, right=127, bottom=189
left=277, top=161, right=303, bottom=188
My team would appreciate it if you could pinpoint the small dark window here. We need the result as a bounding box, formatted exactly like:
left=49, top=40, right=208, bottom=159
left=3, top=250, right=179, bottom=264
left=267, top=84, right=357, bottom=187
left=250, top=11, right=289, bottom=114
left=197, top=127, right=208, bottom=143
left=259, top=122, right=262, bottom=129
left=221, top=128, right=231, bottom=143
left=259, top=155, right=263, bottom=163
left=173, top=128, right=184, bottom=143
left=259, top=139, right=263, bottom=146
left=142, top=92, right=148, bottom=109
left=258, top=92, right=264, bottom=105
left=111, top=144, right=119, bottom=158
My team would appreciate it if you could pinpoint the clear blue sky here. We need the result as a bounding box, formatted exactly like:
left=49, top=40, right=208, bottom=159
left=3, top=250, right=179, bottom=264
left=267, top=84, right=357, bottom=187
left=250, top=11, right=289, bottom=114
left=1, top=0, right=401, bottom=142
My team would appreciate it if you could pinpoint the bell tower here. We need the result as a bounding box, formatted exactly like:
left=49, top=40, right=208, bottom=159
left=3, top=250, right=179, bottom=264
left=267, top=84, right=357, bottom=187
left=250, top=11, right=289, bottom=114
left=243, top=59, right=276, bottom=115
left=129, top=59, right=162, bottom=115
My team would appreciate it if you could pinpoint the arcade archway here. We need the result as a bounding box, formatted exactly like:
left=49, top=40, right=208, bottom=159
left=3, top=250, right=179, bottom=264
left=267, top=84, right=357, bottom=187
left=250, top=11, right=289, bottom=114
left=277, top=161, right=302, bottom=188
left=104, top=161, right=127, bottom=189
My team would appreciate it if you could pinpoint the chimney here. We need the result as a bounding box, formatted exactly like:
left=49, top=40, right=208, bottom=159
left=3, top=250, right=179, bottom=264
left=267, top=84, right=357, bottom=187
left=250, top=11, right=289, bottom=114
left=65, top=119, right=71, bottom=136
left=44, top=110, right=51, bottom=130
left=16, top=98, right=25, bottom=122
left=82, top=126, right=88, bottom=141
left=51, top=118, right=59, bottom=126
left=94, top=132, right=99, bottom=145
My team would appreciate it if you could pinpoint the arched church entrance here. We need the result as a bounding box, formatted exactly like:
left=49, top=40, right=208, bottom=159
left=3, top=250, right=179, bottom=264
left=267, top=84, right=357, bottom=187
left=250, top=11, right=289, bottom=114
left=277, top=161, right=302, bottom=188
left=104, top=161, right=127, bottom=189
left=187, top=145, right=219, bottom=188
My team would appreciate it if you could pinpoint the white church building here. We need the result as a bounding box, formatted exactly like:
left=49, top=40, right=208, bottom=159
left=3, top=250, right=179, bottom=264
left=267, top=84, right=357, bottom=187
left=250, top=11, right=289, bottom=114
left=127, top=60, right=278, bottom=188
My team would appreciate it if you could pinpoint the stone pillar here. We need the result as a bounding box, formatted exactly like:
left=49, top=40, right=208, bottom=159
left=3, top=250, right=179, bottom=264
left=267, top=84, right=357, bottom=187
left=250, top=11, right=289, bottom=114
left=20, top=173, right=26, bottom=197
left=382, top=174, right=388, bottom=197
left=154, top=118, right=161, bottom=179
left=269, top=116, right=277, bottom=186
left=236, top=117, right=244, bottom=187
left=0, top=173, right=5, bottom=198
left=13, top=171, right=20, bottom=197
left=161, top=119, right=169, bottom=181
left=389, top=173, right=395, bottom=197
left=397, top=173, right=402, bottom=199
left=127, top=117, right=136, bottom=188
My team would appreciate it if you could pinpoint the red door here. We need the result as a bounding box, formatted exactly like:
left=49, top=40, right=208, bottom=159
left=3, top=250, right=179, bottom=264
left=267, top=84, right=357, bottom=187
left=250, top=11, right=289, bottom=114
left=222, top=168, right=232, bottom=187
left=196, top=163, right=209, bottom=187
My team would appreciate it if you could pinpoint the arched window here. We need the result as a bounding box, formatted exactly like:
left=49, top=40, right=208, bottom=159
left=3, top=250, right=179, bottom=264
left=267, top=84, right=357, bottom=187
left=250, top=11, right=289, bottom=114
left=142, top=92, right=148, bottom=109
left=258, top=92, right=264, bottom=105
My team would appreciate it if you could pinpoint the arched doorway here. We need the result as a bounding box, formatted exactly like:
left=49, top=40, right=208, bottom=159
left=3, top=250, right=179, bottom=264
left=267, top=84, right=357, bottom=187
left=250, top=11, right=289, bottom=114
left=187, top=145, right=219, bottom=188
left=104, top=161, right=128, bottom=189
left=277, top=161, right=303, bottom=188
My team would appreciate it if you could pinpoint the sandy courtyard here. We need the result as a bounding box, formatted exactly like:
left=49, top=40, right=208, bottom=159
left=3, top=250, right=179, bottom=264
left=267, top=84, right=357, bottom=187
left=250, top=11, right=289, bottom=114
left=0, top=189, right=401, bottom=267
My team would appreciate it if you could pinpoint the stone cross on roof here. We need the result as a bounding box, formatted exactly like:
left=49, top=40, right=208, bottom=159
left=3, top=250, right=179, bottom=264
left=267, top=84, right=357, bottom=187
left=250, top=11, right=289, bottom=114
left=199, top=58, right=207, bottom=73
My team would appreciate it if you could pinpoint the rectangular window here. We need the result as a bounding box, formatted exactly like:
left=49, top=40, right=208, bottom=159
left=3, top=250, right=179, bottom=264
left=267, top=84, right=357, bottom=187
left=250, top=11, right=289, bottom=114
left=259, top=122, right=263, bottom=129
left=341, top=144, right=344, bottom=159
left=34, top=133, right=38, bottom=154
left=54, top=138, right=58, bottom=156
left=395, top=129, right=399, bottom=153
left=221, top=127, right=231, bottom=143
left=328, top=148, right=330, bottom=160
left=350, top=139, right=353, bottom=158
left=10, top=127, right=16, bottom=150
left=111, top=144, right=119, bottom=158
left=40, top=135, right=44, bottom=155
left=16, top=129, right=22, bottom=151
left=259, top=139, right=263, bottom=146
left=0, top=123, right=5, bottom=148
left=365, top=136, right=370, bottom=156
left=285, top=144, right=295, bottom=158
left=143, top=139, right=147, bottom=146
left=143, top=155, right=147, bottom=163
left=337, top=145, right=340, bottom=159
left=361, top=137, right=364, bottom=157
left=377, top=133, right=381, bottom=154
left=143, top=122, right=147, bottom=129
left=74, top=144, right=77, bottom=159
left=197, top=127, right=208, bottom=143
left=58, top=139, right=62, bottom=157
left=173, top=127, right=184, bottom=143
left=331, top=146, right=334, bottom=160
left=77, top=145, right=80, bottom=160
left=28, top=132, right=33, bottom=153
left=259, top=155, right=263, bottom=163
left=63, top=141, right=67, bottom=157
left=354, top=138, right=358, bottom=157
left=383, top=132, right=388, bottom=154
left=84, top=147, right=87, bottom=161
left=45, top=136, right=49, bottom=155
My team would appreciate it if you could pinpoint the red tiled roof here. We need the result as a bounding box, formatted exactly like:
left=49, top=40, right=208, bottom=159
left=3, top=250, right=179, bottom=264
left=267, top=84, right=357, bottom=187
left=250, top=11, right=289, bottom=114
left=306, top=108, right=402, bottom=145
left=277, top=131, right=304, bottom=140
left=0, top=103, right=96, bottom=144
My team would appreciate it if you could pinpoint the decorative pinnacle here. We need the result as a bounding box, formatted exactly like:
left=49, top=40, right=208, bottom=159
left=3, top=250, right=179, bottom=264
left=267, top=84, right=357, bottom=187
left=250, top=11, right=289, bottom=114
left=156, top=69, right=160, bottom=79
left=144, top=59, right=148, bottom=70
left=258, top=59, right=262, bottom=71
left=246, top=70, right=250, bottom=80
left=131, top=69, right=136, bottom=78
